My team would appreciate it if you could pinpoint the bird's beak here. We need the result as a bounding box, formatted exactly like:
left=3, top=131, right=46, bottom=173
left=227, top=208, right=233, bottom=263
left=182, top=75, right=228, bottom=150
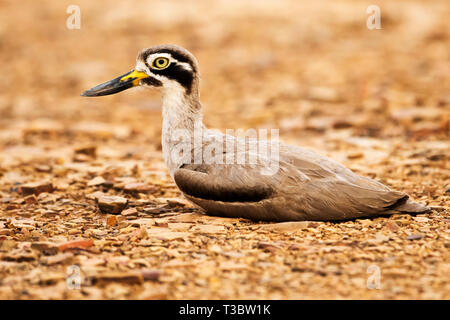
left=81, top=69, right=150, bottom=97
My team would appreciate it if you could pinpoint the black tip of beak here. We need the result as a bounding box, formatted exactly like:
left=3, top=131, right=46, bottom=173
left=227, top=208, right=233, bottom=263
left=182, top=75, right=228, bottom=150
left=80, top=89, right=112, bottom=97
left=80, top=70, right=136, bottom=97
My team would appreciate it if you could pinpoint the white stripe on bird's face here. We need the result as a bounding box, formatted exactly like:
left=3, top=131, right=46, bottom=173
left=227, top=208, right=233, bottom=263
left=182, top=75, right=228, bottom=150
left=134, top=57, right=191, bottom=102
left=144, top=53, right=193, bottom=72
left=135, top=53, right=194, bottom=90
left=134, top=58, right=168, bottom=86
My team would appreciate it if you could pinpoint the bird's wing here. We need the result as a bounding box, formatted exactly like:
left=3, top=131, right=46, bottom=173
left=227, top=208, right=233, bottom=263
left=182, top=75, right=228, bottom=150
left=173, top=146, right=427, bottom=221
left=277, top=146, right=414, bottom=219
left=173, top=162, right=276, bottom=203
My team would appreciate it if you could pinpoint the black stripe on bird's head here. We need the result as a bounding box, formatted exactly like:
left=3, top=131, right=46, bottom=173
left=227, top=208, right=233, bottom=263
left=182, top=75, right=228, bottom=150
left=137, top=45, right=199, bottom=94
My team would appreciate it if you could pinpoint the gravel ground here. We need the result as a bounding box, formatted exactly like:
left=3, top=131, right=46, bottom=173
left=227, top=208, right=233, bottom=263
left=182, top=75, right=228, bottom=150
left=0, top=0, right=448, bottom=299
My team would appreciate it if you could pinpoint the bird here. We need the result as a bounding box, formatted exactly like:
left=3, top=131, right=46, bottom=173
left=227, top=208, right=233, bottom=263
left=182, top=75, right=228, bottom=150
left=82, top=44, right=430, bottom=221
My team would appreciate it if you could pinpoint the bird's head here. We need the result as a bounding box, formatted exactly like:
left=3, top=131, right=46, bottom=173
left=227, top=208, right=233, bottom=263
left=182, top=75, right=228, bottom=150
left=81, top=44, right=199, bottom=97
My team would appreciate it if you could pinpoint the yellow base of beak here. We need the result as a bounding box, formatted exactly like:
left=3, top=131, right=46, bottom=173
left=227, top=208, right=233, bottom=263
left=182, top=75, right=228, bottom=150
left=120, top=70, right=150, bottom=86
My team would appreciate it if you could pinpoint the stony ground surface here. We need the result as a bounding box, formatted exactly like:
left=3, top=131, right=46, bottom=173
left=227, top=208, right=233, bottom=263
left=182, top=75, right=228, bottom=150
left=0, top=0, right=449, bottom=299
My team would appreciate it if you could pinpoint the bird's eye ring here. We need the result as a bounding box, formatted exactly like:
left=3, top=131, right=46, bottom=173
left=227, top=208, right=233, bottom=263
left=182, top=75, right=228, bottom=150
left=152, top=57, right=170, bottom=69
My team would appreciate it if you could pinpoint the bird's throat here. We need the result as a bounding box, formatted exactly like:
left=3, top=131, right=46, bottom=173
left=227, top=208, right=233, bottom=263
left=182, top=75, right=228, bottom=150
left=161, top=85, right=204, bottom=175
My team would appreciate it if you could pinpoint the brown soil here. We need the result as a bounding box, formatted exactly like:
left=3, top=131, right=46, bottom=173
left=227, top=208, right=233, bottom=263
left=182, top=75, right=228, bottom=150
left=0, top=0, right=448, bottom=299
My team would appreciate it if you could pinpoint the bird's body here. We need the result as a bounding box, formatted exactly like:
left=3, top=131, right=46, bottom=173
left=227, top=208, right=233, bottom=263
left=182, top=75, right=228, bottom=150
left=82, top=44, right=429, bottom=221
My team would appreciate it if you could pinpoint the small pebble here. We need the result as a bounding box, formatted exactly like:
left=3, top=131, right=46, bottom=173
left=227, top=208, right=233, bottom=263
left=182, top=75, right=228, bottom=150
left=97, top=195, right=128, bottom=214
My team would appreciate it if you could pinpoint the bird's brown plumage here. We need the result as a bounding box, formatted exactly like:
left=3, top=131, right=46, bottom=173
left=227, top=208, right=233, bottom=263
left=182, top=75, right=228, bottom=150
left=174, top=141, right=430, bottom=221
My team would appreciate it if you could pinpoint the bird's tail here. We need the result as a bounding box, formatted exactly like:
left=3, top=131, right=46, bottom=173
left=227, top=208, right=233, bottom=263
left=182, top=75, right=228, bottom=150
left=393, top=198, right=430, bottom=214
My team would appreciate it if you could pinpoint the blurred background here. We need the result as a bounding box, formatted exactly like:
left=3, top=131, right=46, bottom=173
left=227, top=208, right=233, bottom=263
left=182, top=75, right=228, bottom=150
left=1, top=0, right=448, bottom=138
left=1, top=0, right=448, bottom=193
left=0, top=0, right=448, bottom=299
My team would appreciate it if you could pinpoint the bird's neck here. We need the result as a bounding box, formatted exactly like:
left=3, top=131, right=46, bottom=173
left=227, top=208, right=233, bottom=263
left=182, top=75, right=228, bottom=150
left=161, top=87, right=203, bottom=131
left=161, top=84, right=205, bottom=175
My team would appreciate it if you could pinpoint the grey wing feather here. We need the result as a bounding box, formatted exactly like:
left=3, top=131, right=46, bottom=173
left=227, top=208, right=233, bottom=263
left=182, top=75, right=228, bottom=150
left=173, top=145, right=429, bottom=221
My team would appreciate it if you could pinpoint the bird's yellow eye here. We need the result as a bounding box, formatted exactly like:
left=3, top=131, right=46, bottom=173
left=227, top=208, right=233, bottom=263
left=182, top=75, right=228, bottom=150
left=152, top=57, right=170, bottom=69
